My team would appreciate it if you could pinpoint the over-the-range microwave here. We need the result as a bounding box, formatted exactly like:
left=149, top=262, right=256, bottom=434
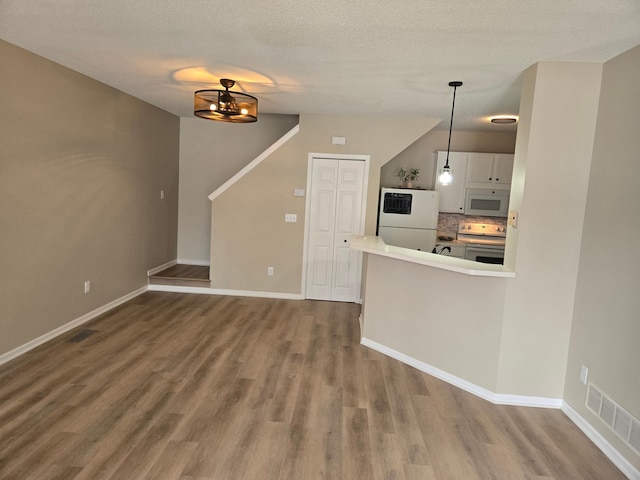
left=464, top=188, right=510, bottom=217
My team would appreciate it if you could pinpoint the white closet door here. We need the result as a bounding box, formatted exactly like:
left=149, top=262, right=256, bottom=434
left=306, top=158, right=365, bottom=302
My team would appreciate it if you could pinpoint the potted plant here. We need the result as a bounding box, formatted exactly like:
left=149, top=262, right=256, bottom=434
left=397, top=167, right=419, bottom=188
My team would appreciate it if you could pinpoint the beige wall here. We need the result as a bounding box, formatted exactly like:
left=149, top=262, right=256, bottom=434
left=178, top=115, right=298, bottom=264
left=362, top=255, right=506, bottom=391
left=497, top=61, right=603, bottom=398
left=210, top=114, right=440, bottom=293
left=564, top=45, right=640, bottom=470
left=380, top=129, right=517, bottom=189
left=0, top=40, right=179, bottom=356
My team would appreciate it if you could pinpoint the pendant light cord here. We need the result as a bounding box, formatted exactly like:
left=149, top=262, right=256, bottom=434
left=445, top=83, right=459, bottom=168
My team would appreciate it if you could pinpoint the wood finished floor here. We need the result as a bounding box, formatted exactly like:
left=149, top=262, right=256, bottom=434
left=0, top=292, right=625, bottom=480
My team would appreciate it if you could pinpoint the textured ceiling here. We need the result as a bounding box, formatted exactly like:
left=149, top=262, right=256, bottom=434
left=2, top=1, right=639, bottom=131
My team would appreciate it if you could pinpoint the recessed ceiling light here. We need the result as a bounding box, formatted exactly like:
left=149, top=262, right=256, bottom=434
left=490, top=115, right=518, bottom=124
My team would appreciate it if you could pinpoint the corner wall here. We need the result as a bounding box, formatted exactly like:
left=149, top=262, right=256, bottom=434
left=564, top=44, right=640, bottom=472
left=178, top=114, right=299, bottom=264
left=209, top=114, right=440, bottom=294
left=0, top=40, right=180, bottom=356
left=496, top=61, right=603, bottom=399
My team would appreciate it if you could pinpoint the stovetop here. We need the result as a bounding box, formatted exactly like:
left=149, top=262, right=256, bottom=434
left=457, top=223, right=506, bottom=246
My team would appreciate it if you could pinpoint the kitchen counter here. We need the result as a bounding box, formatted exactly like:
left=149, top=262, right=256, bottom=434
left=350, top=235, right=515, bottom=278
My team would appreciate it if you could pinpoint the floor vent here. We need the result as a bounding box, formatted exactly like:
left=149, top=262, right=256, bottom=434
left=67, top=329, right=98, bottom=343
left=586, top=382, right=640, bottom=455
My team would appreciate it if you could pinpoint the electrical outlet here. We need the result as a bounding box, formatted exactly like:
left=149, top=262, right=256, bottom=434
left=285, top=214, right=297, bottom=223
left=580, top=365, right=588, bottom=385
left=267, top=267, right=274, bottom=276
left=160, top=190, right=165, bottom=200
left=84, top=281, right=91, bottom=294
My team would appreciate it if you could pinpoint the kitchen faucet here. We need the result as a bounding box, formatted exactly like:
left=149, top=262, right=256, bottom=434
left=432, top=246, right=452, bottom=255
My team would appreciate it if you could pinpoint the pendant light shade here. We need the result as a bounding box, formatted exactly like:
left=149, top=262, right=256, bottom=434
left=438, top=81, right=463, bottom=186
left=194, top=79, right=258, bottom=123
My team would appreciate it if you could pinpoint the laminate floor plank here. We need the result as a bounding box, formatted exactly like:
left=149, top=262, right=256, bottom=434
left=403, top=463, right=437, bottom=480
left=0, top=292, right=627, bottom=480
left=342, top=407, right=375, bottom=480
left=380, top=359, right=431, bottom=467
left=370, top=432, right=406, bottom=480
left=411, top=393, right=484, bottom=480
left=145, top=440, right=199, bottom=480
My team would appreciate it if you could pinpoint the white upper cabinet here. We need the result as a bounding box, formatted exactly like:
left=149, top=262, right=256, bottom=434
left=434, top=151, right=514, bottom=213
left=466, top=153, right=514, bottom=187
left=434, top=151, right=468, bottom=213
left=493, top=154, right=515, bottom=186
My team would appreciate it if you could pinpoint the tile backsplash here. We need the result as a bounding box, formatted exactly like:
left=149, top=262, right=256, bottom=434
left=437, top=213, right=507, bottom=238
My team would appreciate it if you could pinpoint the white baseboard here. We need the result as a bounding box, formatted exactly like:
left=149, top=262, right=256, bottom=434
left=360, top=337, right=562, bottom=408
left=562, top=403, right=640, bottom=480
left=147, top=259, right=177, bottom=276
left=0, top=286, right=148, bottom=367
left=176, top=258, right=210, bottom=267
left=147, top=284, right=304, bottom=300
left=492, top=393, right=563, bottom=408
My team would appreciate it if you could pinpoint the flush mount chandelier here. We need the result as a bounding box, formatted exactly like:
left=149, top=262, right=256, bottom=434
left=194, top=79, right=258, bottom=123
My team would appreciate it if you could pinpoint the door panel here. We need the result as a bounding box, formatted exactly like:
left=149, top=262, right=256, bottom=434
left=306, top=157, right=365, bottom=302
left=311, top=245, right=331, bottom=287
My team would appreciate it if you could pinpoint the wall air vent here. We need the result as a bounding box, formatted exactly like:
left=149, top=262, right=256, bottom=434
left=586, top=382, right=640, bottom=456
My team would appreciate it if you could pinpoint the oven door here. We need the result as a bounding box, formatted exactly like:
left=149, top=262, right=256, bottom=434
left=464, top=245, right=505, bottom=264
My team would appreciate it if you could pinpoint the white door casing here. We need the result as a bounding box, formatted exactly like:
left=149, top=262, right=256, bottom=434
left=304, top=155, right=368, bottom=302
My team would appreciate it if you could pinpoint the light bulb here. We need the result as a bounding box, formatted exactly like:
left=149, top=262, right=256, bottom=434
left=240, top=108, right=248, bottom=115
left=209, top=103, right=217, bottom=111
left=438, top=167, right=453, bottom=186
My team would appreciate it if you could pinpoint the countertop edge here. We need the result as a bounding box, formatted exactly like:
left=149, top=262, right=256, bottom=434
left=350, top=236, right=516, bottom=278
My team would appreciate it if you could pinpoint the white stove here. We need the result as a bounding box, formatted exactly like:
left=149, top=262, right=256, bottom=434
left=457, top=223, right=506, bottom=264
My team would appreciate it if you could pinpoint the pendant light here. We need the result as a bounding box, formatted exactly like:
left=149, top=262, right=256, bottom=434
left=194, top=79, right=258, bottom=123
left=438, top=81, right=463, bottom=186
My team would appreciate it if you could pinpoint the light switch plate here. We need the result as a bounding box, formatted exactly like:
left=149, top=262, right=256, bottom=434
left=294, top=188, right=305, bottom=197
left=285, top=213, right=297, bottom=222
left=580, top=365, right=588, bottom=385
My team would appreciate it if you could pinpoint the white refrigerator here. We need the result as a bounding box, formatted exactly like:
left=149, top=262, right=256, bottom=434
left=377, top=188, right=439, bottom=252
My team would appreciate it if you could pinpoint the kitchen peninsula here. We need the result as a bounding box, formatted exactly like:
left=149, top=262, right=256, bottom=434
left=350, top=235, right=526, bottom=406
left=350, top=235, right=515, bottom=277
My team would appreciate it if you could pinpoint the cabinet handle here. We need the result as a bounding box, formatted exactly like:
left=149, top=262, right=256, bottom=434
left=496, top=178, right=499, bottom=181
left=489, top=177, right=492, bottom=180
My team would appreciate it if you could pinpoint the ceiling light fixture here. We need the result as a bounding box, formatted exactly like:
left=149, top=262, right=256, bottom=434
left=194, top=79, right=258, bottom=123
left=490, top=115, right=518, bottom=124
left=438, top=81, right=463, bottom=186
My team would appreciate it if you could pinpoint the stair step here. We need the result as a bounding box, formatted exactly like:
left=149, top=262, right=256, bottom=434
left=148, top=276, right=211, bottom=288
left=148, top=264, right=210, bottom=288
